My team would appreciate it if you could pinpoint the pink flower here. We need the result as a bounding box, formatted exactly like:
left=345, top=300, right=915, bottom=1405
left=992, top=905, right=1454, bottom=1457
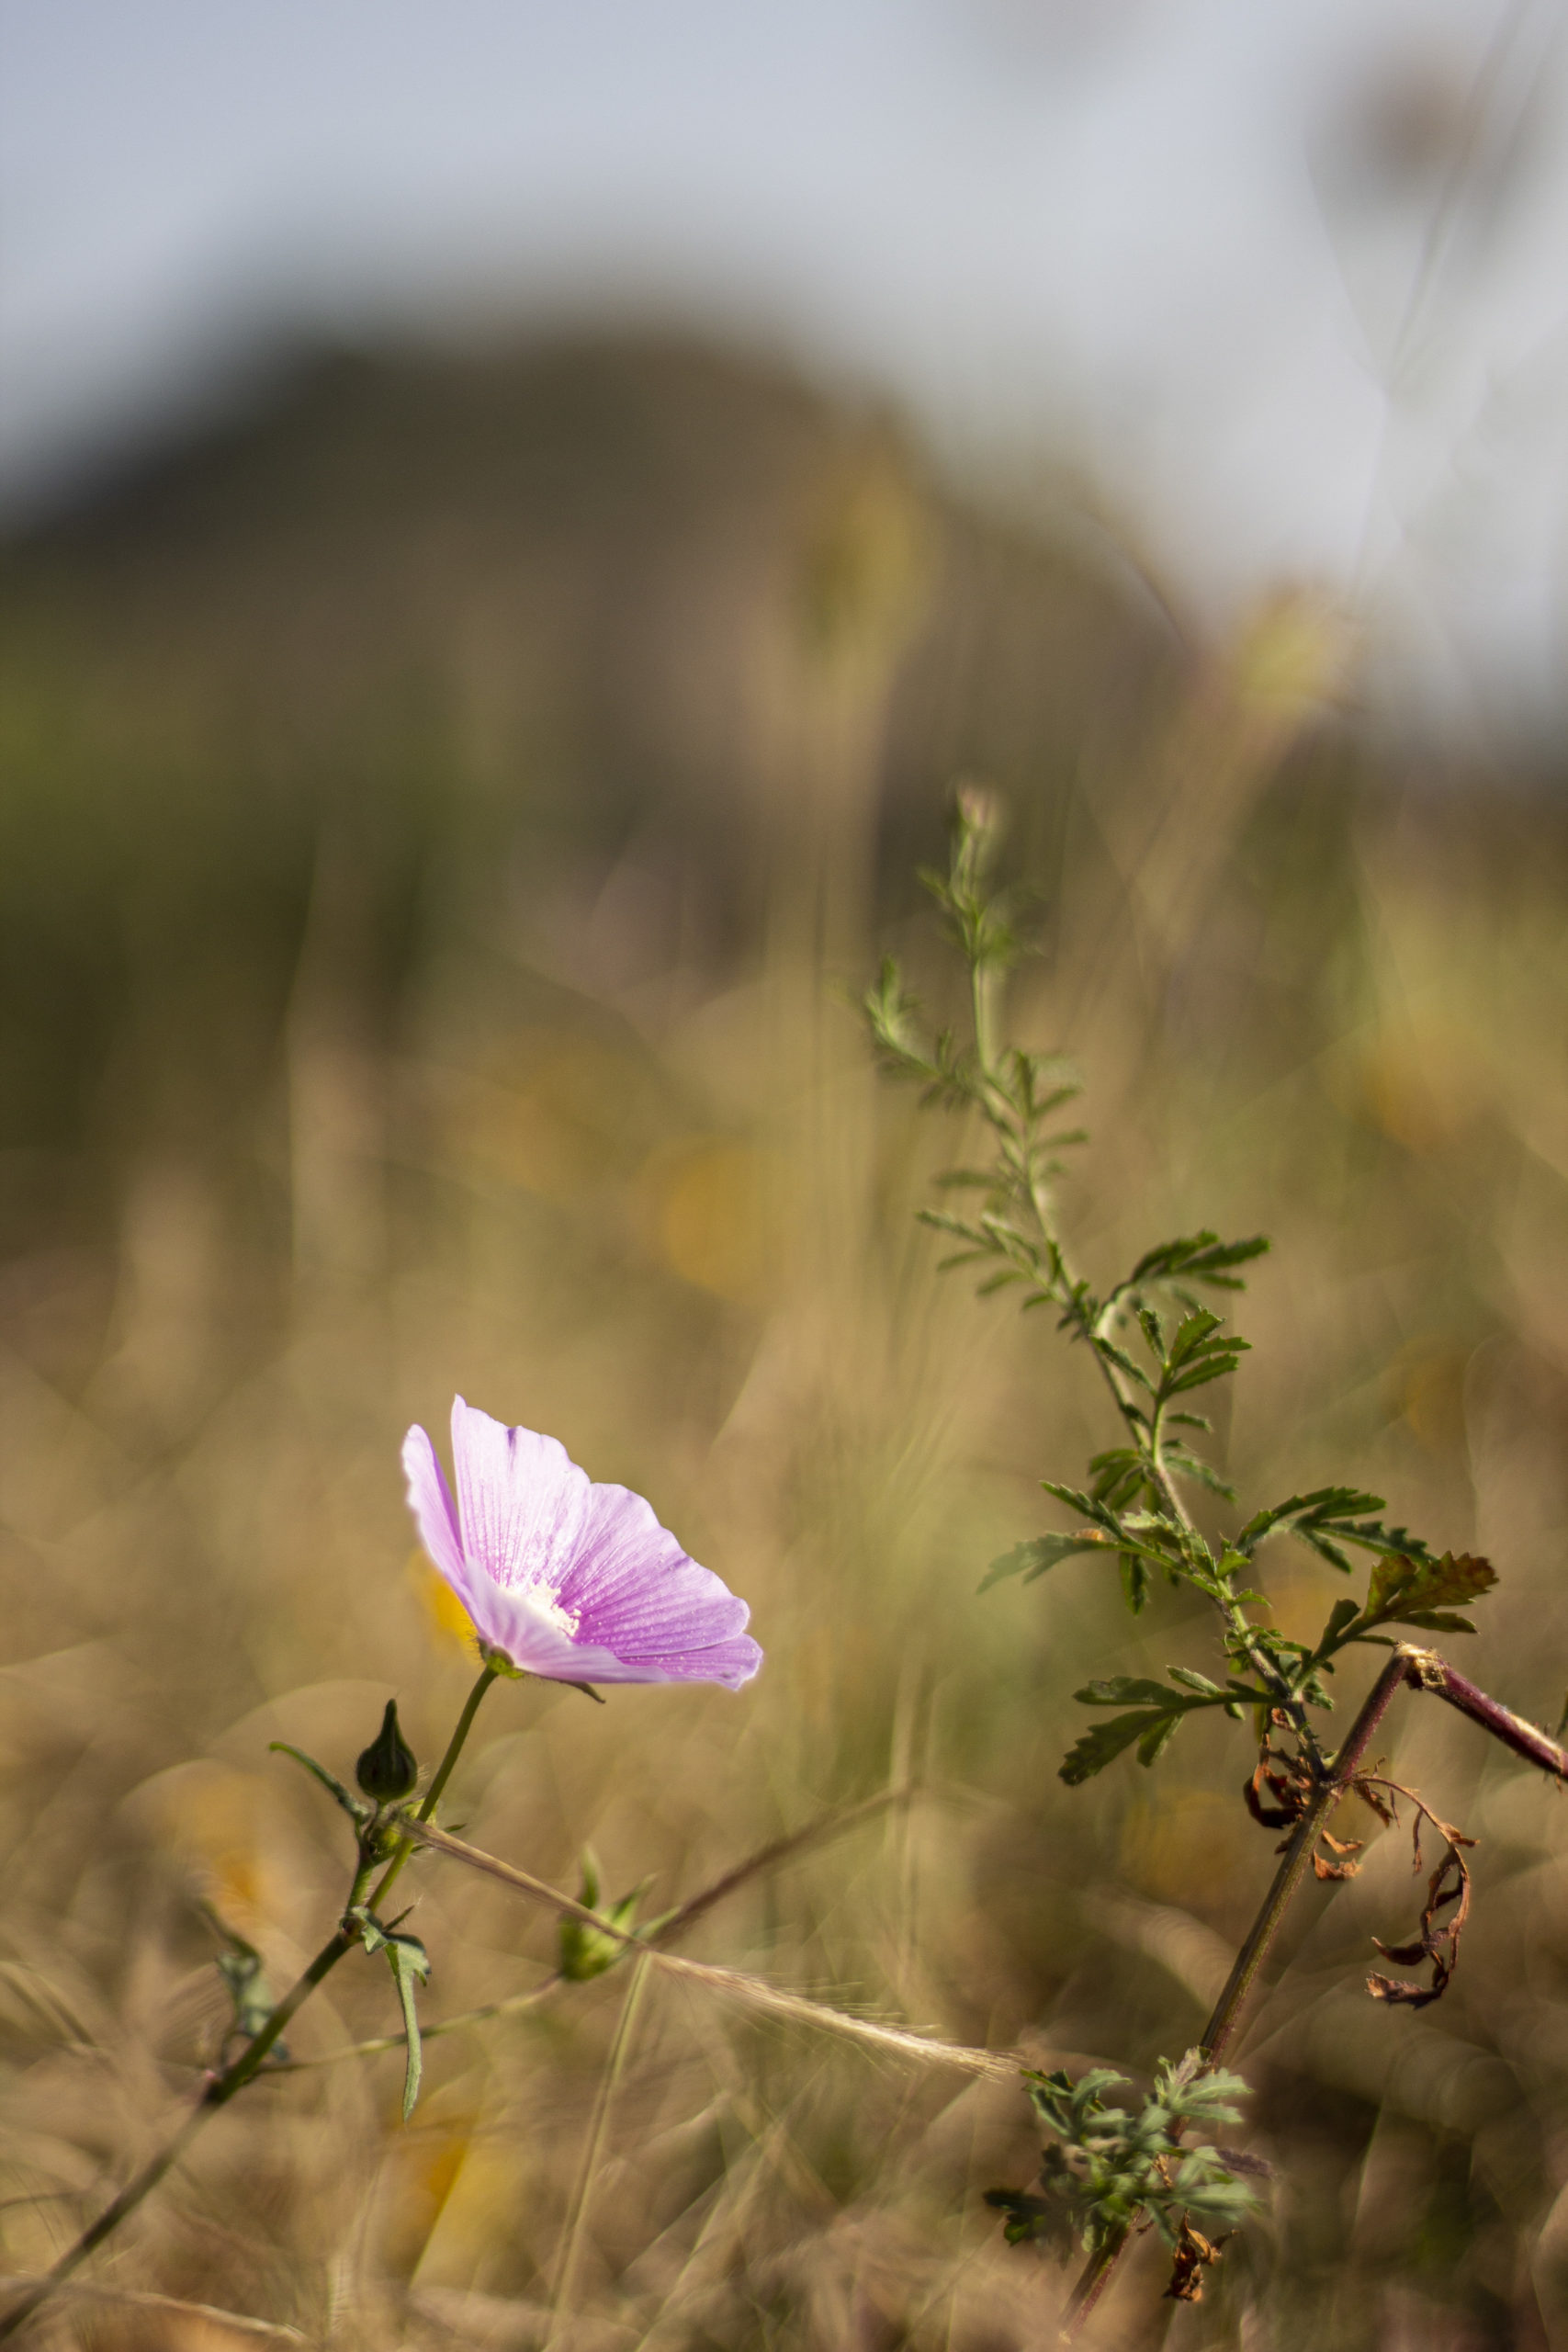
left=402, top=1397, right=761, bottom=1690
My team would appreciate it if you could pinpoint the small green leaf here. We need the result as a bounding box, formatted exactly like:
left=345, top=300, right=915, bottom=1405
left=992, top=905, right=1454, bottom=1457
left=1136, top=1713, right=1185, bottom=1768
left=1060, top=1710, right=1168, bottom=1784
left=1166, top=1666, right=1226, bottom=1699
left=1314, top=1598, right=1361, bottom=1657
left=268, top=1743, right=371, bottom=1828
left=1076, top=1677, right=1176, bottom=1708
left=352, top=1911, right=431, bottom=2122
left=1119, top=1554, right=1151, bottom=1613
left=559, top=1855, right=652, bottom=1982
left=1360, top=1551, right=1497, bottom=1631
left=980, top=1532, right=1113, bottom=1591
left=1162, top=1445, right=1237, bottom=1501
left=386, top=1939, right=430, bottom=2121
left=1097, top=1340, right=1155, bottom=1392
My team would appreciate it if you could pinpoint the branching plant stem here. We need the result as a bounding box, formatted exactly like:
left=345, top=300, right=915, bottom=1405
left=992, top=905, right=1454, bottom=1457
left=1058, top=1646, right=1568, bottom=2339
left=865, top=800, right=1568, bottom=2341
left=0, top=1662, right=501, bottom=2343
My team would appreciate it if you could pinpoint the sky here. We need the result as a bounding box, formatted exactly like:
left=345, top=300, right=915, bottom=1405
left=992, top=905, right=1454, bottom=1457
left=2, top=0, right=1564, bottom=734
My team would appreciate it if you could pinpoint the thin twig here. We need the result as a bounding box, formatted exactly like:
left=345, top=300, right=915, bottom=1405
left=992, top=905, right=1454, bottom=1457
left=0, top=2278, right=306, bottom=2343
left=548, top=1952, right=651, bottom=2338
left=266, top=1782, right=919, bottom=2075
left=400, top=1816, right=1021, bottom=2080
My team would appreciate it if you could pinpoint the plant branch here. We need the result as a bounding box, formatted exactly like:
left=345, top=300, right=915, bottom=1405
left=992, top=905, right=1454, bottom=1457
left=400, top=1815, right=1021, bottom=2078
left=1058, top=1643, right=1567, bottom=2338
left=0, top=1667, right=502, bottom=2343
left=263, top=1783, right=919, bottom=2075
left=1404, top=1652, right=1568, bottom=1780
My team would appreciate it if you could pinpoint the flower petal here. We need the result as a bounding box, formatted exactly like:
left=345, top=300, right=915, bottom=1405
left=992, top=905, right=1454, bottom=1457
left=559, top=1481, right=762, bottom=1689
left=402, top=1423, right=473, bottom=1606
left=449, top=1397, right=590, bottom=1598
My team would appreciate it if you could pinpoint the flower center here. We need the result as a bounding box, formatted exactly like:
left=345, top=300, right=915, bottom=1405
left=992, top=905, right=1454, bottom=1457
left=525, top=1587, right=581, bottom=1640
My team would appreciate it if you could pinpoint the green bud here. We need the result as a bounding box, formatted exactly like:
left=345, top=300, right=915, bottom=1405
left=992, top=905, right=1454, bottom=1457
left=355, top=1700, right=418, bottom=1803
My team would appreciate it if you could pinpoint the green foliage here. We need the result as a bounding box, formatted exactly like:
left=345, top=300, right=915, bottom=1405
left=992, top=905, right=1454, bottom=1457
left=269, top=1740, right=375, bottom=1831
left=1060, top=1668, right=1265, bottom=1784
left=352, top=1909, right=431, bottom=2122
left=1234, top=1486, right=1439, bottom=1574
left=864, top=798, right=1501, bottom=1796
left=202, top=1909, right=288, bottom=2061
left=871, top=795, right=1510, bottom=2294
left=986, top=2054, right=1259, bottom=2259
left=558, top=1851, right=662, bottom=1983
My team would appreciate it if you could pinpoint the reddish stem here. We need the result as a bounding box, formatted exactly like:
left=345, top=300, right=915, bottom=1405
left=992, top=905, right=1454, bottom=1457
left=1403, top=1652, right=1568, bottom=1780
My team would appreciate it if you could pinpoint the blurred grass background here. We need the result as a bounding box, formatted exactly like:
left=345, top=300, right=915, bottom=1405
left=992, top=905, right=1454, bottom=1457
left=1, top=332, right=1566, bottom=2349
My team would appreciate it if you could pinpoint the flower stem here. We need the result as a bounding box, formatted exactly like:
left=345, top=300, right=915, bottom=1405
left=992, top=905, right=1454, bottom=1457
left=0, top=1664, right=501, bottom=2341
left=366, top=1660, right=500, bottom=1916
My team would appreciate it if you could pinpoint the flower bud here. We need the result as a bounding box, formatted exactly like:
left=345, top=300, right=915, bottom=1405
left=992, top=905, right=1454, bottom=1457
left=355, top=1699, right=418, bottom=1803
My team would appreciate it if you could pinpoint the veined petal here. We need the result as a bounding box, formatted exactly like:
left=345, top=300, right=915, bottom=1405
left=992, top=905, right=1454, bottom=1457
left=561, top=1481, right=761, bottom=1685
left=450, top=1397, right=590, bottom=1598
left=402, top=1424, right=471, bottom=1596
left=404, top=1397, right=762, bottom=1691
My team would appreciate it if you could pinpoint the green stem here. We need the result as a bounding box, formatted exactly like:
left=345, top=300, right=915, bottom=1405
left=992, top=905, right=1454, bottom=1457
left=0, top=1665, right=501, bottom=2342
left=1058, top=1647, right=1414, bottom=2342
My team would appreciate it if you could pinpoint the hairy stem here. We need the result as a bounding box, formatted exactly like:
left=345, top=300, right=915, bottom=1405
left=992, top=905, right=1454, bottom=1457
left=0, top=1666, right=501, bottom=2341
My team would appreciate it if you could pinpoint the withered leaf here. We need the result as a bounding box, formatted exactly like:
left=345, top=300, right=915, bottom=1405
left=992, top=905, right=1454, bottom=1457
left=1165, top=2223, right=1225, bottom=2303
left=1365, top=1814, right=1473, bottom=2009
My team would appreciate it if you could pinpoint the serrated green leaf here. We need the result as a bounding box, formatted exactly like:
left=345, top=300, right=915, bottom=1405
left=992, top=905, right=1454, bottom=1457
left=1166, top=1308, right=1224, bottom=1362
left=1361, top=1551, right=1497, bottom=1630
left=1060, top=1710, right=1169, bottom=1784
left=1166, top=1352, right=1247, bottom=1396
left=980, top=1532, right=1113, bottom=1591
left=1136, top=1713, right=1185, bottom=1768
left=1162, top=1445, right=1237, bottom=1500
left=1097, top=1340, right=1154, bottom=1391
left=1126, top=1232, right=1269, bottom=1292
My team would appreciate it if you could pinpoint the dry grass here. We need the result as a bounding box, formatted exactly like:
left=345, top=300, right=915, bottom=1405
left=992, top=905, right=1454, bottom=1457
left=2, top=433, right=1567, bottom=2347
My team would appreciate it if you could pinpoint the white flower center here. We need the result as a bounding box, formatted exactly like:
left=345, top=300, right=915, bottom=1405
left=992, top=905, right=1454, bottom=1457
left=524, top=1586, right=581, bottom=1640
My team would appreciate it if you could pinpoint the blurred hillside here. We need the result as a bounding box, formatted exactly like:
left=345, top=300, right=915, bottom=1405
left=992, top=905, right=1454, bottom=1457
left=2, top=333, right=1567, bottom=2348
left=0, top=333, right=1179, bottom=1268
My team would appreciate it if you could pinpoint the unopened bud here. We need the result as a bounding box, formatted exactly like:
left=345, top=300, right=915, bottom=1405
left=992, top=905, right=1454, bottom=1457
left=356, top=1699, right=418, bottom=1803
